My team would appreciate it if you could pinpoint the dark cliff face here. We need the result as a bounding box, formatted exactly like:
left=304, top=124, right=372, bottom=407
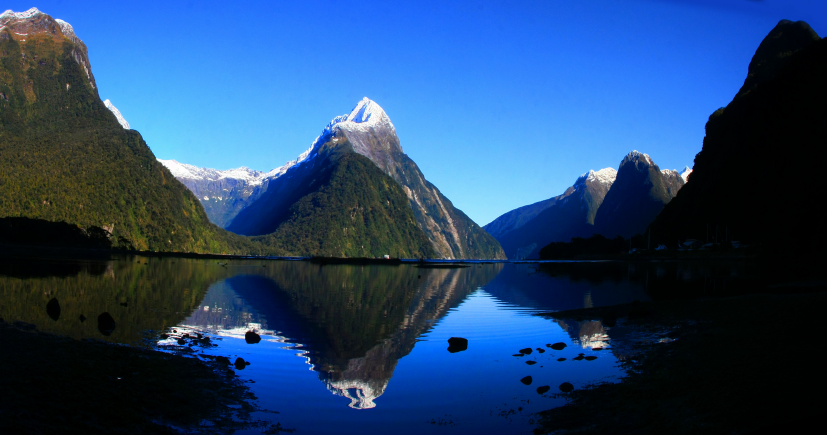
left=496, top=170, right=615, bottom=259
left=736, top=20, right=820, bottom=98
left=593, top=152, right=677, bottom=239
left=0, top=10, right=255, bottom=254
left=650, top=25, right=826, bottom=252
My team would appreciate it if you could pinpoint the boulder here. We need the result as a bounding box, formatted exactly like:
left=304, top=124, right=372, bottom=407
left=559, top=382, right=574, bottom=393
left=536, top=386, right=550, bottom=395
left=46, top=298, right=60, bottom=321
left=97, top=312, right=116, bottom=336
left=234, top=357, right=247, bottom=370
left=447, top=337, right=468, bottom=353
left=549, top=342, right=567, bottom=351
left=245, top=330, right=261, bottom=344
left=520, top=376, right=533, bottom=385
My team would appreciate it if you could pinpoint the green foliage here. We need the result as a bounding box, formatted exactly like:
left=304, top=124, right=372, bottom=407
left=0, top=32, right=260, bottom=254
left=252, top=153, right=436, bottom=258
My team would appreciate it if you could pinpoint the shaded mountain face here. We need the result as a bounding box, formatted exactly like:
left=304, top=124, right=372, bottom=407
left=650, top=22, right=826, bottom=253
left=736, top=20, right=820, bottom=98
left=227, top=98, right=504, bottom=259
left=483, top=196, right=561, bottom=239
left=594, top=151, right=681, bottom=239
left=495, top=168, right=617, bottom=259
left=0, top=8, right=256, bottom=253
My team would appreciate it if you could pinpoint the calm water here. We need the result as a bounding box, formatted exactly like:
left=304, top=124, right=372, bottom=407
left=0, top=256, right=749, bottom=433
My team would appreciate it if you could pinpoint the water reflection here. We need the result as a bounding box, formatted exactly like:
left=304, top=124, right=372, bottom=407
left=0, top=256, right=760, bottom=423
left=178, top=262, right=503, bottom=408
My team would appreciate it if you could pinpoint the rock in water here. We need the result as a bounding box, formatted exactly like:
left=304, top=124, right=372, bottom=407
left=550, top=342, right=567, bottom=351
left=537, top=386, right=551, bottom=395
left=215, top=356, right=230, bottom=365
left=97, top=312, right=116, bottom=336
left=519, top=348, right=533, bottom=355
left=245, top=330, right=261, bottom=344
left=447, top=337, right=468, bottom=353
left=521, top=376, right=533, bottom=386
left=46, top=298, right=60, bottom=321
left=559, top=382, right=574, bottom=393
left=234, top=358, right=247, bottom=370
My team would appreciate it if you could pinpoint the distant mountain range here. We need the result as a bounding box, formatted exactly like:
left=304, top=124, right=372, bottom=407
left=485, top=152, right=690, bottom=258
left=160, top=98, right=505, bottom=259
left=650, top=20, right=825, bottom=254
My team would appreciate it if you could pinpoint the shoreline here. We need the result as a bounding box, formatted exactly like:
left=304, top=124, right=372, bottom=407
left=0, top=319, right=289, bottom=434
left=532, top=290, right=827, bottom=434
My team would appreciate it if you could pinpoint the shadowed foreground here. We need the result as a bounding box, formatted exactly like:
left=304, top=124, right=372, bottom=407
left=0, top=320, right=289, bottom=434
left=534, top=290, right=826, bottom=434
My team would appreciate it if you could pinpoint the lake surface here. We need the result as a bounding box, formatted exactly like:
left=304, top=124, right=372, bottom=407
left=0, top=256, right=751, bottom=433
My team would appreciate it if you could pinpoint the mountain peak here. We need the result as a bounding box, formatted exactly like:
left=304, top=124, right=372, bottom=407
left=0, top=8, right=97, bottom=90
left=681, top=166, right=693, bottom=183
left=576, top=167, right=617, bottom=187
left=737, top=19, right=820, bottom=97
left=345, top=97, right=387, bottom=124
left=103, top=99, right=130, bottom=129
left=622, top=150, right=654, bottom=167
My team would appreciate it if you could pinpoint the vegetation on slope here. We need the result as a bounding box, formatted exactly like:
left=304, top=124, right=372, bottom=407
left=0, top=31, right=258, bottom=254
left=251, top=152, right=436, bottom=258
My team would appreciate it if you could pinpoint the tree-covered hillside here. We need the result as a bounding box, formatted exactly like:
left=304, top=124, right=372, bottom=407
left=251, top=152, right=436, bottom=258
left=0, top=27, right=257, bottom=254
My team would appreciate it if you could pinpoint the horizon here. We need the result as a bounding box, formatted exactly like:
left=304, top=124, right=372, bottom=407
left=4, top=0, right=825, bottom=226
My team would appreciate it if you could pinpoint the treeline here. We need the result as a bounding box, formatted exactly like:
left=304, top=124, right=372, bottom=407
left=539, top=234, right=646, bottom=259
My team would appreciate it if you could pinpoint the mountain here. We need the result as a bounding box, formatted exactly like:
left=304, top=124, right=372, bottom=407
left=157, top=160, right=273, bottom=228
left=157, top=140, right=328, bottom=228
left=0, top=8, right=257, bottom=253
left=493, top=168, right=617, bottom=259
left=483, top=197, right=561, bottom=239
left=103, top=99, right=129, bottom=129
left=226, top=98, right=505, bottom=259
left=593, top=151, right=683, bottom=239
left=650, top=20, right=825, bottom=253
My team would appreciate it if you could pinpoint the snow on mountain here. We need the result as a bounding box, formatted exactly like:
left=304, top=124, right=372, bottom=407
left=0, top=8, right=41, bottom=23
left=626, top=150, right=654, bottom=166
left=681, top=166, right=693, bottom=183
left=158, top=159, right=268, bottom=185
left=103, top=99, right=130, bottom=129
left=577, top=167, right=617, bottom=187
left=0, top=8, right=97, bottom=89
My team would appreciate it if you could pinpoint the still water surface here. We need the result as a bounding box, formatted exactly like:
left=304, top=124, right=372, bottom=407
left=0, top=257, right=746, bottom=433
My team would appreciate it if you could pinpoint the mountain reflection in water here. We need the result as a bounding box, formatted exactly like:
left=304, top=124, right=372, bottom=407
left=178, top=262, right=503, bottom=409
left=1, top=256, right=760, bottom=431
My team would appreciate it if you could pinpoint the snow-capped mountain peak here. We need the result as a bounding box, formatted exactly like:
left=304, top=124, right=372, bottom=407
left=681, top=166, right=693, bottom=183
left=103, top=99, right=130, bottom=129
left=0, top=8, right=42, bottom=23
left=625, top=150, right=654, bottom=166
left=576, top=167, right=617, bottom=188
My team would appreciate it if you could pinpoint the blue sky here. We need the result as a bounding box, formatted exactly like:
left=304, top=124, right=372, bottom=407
left=8, top=1, right=826, bottom=225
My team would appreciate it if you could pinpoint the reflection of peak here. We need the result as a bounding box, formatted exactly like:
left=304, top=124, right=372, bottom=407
left=325, top=377, right=390, bottom=409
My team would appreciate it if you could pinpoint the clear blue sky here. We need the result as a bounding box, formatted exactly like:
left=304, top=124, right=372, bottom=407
left=8, top=1, right=826, bottom=225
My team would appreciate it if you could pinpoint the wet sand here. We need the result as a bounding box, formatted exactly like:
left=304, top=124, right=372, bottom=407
left=533, top=291, right=827, bottom=434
